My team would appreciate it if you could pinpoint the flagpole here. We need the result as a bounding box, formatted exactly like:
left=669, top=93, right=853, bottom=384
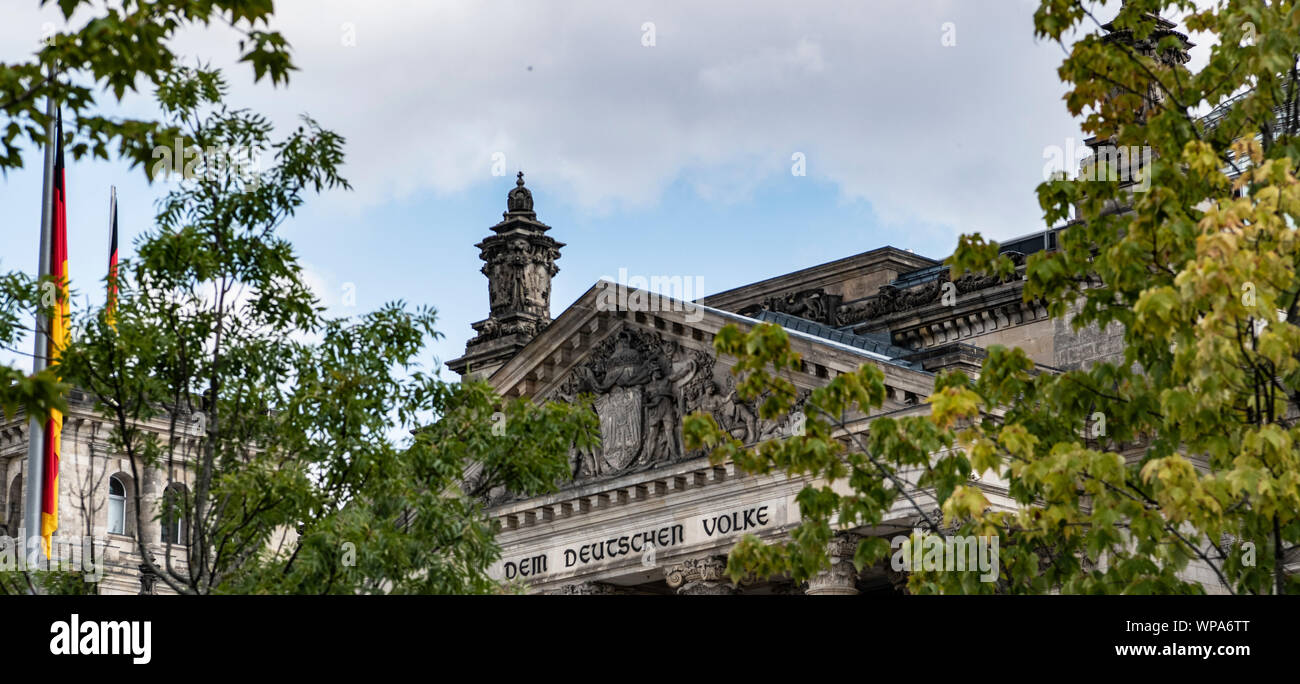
left=24, top=84, right=57, bottom=569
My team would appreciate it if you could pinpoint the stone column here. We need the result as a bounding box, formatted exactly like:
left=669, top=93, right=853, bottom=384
left=664, top=556, right=737, bottom=595
left=806, top=533, right=861, bottom=595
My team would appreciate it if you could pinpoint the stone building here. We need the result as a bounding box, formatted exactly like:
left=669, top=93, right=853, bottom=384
left=447, top=173, right=1138, bottom=595
left=437, top=10, right=1298, bottom=596
left=0, top=390, right=197, bottom=594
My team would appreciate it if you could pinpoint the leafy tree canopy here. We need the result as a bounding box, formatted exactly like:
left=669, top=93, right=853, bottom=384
left=685, top=0, right=1300, bottom=595
left=5, top=65, right=599, bottom=595
left=1, top=0, right=297, bottom=456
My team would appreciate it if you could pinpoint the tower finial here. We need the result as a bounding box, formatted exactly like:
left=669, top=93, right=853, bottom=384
left=506, top=170, right=534, bottom=214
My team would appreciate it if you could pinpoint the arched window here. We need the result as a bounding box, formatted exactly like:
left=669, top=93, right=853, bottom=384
left=107, top=476, right=126, bottom=535
left=161, top=483, right=188, bottom=545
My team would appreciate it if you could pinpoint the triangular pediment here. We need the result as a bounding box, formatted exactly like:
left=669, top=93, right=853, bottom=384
left=490, top=280, right=748, bottom=400
left=484, top=280, right=939, bottom=487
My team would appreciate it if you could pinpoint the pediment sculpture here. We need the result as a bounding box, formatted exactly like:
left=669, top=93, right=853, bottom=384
left=552, top=327, right=713, bottom=479
left=549, top=325, right=813, bottom=484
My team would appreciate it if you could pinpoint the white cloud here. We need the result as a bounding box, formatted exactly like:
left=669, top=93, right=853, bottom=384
left=7, top=1, right=1231, bottom=244
left=143, top=0, right=1092, bottom=237
left=698, top=38, right=826, bottom=93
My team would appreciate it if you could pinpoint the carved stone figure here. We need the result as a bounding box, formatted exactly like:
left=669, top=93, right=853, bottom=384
left=552, top=327, right=715, bottom=481
left=698, top=379, right=757, bottom=443
left=739, top=288, right=843, bottom=326
left=639, top=366, right=682, bottom=467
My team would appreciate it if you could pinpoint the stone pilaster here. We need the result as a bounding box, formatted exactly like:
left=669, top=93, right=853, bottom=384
left=664, top=556, right=737, bottom=595
left=806, top=533, right=861, bottom=595
left=138, top=463, right=160, bottom=547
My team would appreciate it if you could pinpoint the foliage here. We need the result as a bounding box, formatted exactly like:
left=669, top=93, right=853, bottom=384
left=0, top=271, right=66, bottom=423
left=685, top=0, right=1300, bottom=594
left=1, top=0, right=296, bottom=531
left=0, top=0, right=295, bottom=174
left=52, top=66, right=598, bottom=594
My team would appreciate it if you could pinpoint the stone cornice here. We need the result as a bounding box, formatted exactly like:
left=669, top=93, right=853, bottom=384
left=486, top=281, right=938, bottom=402
left=487, top=403, right=936, bottom=533
left=853, top=279, right=1051, bottom=351
left=700, top=247, right=939, bottom=313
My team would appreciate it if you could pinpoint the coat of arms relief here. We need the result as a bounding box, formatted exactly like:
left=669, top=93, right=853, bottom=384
left=549, top=325, right=810, bottom=484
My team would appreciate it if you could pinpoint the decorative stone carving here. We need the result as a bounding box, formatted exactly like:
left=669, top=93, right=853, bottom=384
left=696, top=376, right=758, bottom=444
left=138, top=555, right=159, bottom=595
left=695, top=375, right=808, bottom=446
left=885, top=564, right=910, bottom=595
left=664, top=556, right=737, bottom=595
left=449, top=173, right=564, bottom=378
left=837, top=253, right=1026, bottom=327
left=474, top=199, right=562, bottom=345
left=757, top=388, right=810, bottom=442
left=553, top=327, right=715, bottom=480
left=739, top=288, right=843, bottom=326
left=806, top=533, right=862, bottom=595
left=506, top=171, right=535, bottom=213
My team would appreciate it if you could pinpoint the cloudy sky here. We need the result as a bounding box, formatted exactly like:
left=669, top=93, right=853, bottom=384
left=0, top=0, right=1212, bottom=375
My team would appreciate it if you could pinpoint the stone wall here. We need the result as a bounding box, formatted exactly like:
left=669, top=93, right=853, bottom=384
left=968, top=318, right=1055, bottom=366
left=1053, top=300, right=1127, bottom=370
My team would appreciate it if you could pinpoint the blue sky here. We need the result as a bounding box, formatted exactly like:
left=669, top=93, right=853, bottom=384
left=1, top=1, right=1214, bottom=376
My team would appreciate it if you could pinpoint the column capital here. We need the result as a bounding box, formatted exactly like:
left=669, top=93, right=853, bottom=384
left=664, top=555, right=737, bottom=595
left=806, top=532, right=862, bottom=595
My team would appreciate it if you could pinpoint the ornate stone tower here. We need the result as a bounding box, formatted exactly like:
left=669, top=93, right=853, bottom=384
left=1073, top=8, right=1192, bottom=217
left=449, top=172, right=563, bottom=380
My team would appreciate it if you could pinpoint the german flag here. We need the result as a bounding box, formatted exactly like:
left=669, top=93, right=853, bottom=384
left=40, top=108, right=68, bottom=558
left=106, top=186, right=117, bottom=329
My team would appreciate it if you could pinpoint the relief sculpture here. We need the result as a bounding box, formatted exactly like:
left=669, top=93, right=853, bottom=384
left=553, top=327, right=715, bottom=480
left=552, top=325, right=811, bottom=484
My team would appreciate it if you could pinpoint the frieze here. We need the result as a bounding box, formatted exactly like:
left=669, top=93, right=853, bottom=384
left=738, top=288, right=842, bottom=326
left=837, top=252, right=1026, bottom=327
left=490, top=497, right=789, bottom=585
